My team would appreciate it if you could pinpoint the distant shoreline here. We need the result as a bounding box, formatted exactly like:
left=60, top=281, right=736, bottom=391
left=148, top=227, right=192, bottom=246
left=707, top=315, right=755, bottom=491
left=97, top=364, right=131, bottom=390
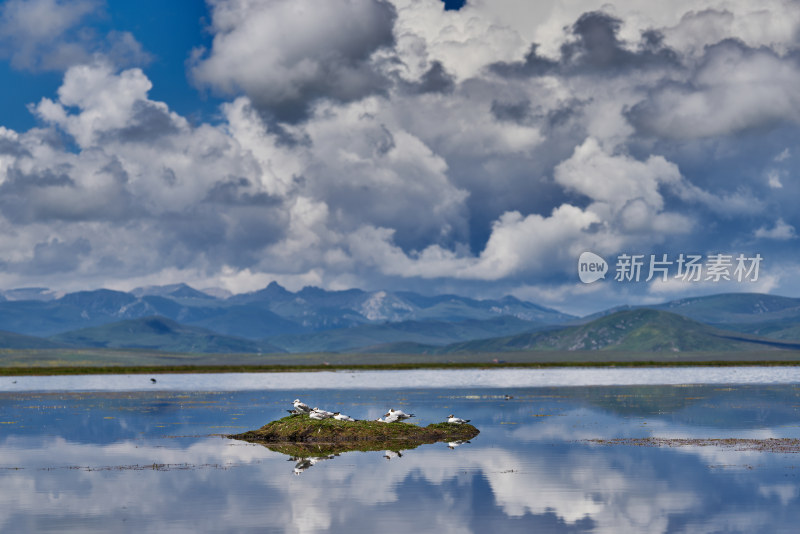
left=3, top=359, right=800, bottom=376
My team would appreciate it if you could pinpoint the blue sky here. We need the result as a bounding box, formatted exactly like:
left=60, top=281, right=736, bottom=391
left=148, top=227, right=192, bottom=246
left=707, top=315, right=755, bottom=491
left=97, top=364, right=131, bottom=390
left=0, top=0, right=216, bottom=130
left=0, top=0, right=798, bottom=314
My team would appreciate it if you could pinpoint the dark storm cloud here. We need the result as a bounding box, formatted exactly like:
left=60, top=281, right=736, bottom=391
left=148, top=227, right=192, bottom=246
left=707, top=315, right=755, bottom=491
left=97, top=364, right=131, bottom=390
left=562, top=12, right=680, bottom=72
left=489, top=12, right=679, bottom=79
left=203, top=178, right=283, bottom=207
left=99, top=157, right=129, bottom=185
left=0, top=136, right=30, bottom=157
left=546, top=100, right=585, bottom=129
left=561, top=11, right=635, bottom=69
left=193, top=0, right=398, bottom=123
left=110, top=101, right=181, bottom=143
left=23, top=237, right=92, bottom=275
left=0, top=163, right=138, bottom=224
left=490, top=100, right=531, bottom=123
left=157, top=202, right=289, bottom=270
left=262, top=60, right=393, bottom=124
left=489, top=44, right=557, bottom=78
left=0, top=167, right=74, bottom=223
left=626, top=39, right=800, bottom=139
left=401, top=61, right=456, bottom=94
left=369, top=125, right=395, bottom=157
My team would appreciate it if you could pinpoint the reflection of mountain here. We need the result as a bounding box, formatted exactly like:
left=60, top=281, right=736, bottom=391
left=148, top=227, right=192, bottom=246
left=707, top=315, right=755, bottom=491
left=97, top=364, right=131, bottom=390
left=523, top=384, right=800, bottom=429
left=3, top=387, right=800, bottom=532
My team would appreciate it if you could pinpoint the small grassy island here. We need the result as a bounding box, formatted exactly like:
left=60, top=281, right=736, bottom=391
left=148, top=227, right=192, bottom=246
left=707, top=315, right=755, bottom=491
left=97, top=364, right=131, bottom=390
left=229, top=414, right=480, bottom=456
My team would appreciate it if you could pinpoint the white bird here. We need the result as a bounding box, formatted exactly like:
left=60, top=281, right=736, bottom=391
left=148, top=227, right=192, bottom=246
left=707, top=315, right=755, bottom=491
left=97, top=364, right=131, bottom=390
left=447, top=414, right=470, bottom=424
left=293, top=399, right=312, bottom=413
left=447, top=440, right=471, bottom=449
left=385, top=409, right=414, bottom=422
left=333, top=412, right=355, bottom=422
left=383, top=450, right=403, bottom=460
left=309, top=408, right=334, bottom=420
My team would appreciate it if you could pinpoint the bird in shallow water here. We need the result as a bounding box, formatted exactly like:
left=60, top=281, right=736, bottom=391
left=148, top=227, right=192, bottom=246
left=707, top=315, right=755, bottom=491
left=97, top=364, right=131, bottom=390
left=150, top=378, right=157, bottom=383
left=447, top=414, right=470, bottom=424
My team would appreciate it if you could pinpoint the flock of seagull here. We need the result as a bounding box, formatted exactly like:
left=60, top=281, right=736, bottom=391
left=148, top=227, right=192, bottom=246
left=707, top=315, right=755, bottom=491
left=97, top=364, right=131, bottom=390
left=290, top=399, right=470, bottom=425
left=287, top=398, right=472, bottom=474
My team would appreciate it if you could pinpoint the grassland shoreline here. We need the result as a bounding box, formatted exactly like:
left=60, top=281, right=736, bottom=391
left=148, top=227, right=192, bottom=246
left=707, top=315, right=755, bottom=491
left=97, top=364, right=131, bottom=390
left=2, top=356, right=800, bottom=375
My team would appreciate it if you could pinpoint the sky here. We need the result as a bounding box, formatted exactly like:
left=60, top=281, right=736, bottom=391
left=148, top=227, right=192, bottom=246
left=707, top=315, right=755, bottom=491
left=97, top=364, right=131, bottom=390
left=0, top=0, right=798, bottom=315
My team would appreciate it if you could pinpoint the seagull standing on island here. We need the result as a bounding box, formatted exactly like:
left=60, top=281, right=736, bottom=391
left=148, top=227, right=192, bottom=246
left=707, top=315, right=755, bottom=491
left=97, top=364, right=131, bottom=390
left=333, top=412, right=355, bottom=421
left=447, top=414, right=470, bottom=424
left=293, top=399, right=312, bottom=413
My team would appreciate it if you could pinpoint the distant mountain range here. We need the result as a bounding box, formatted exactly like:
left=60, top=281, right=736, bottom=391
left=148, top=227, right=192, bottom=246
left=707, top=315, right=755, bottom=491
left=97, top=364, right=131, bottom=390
left=0, top=284, right=797, bottom=354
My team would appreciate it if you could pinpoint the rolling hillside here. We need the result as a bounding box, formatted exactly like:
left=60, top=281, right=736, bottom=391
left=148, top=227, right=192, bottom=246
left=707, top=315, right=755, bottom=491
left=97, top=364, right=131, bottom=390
left=268, top=316, right=545, bottom=353
left=441, top=309, right=800, bottom=353
left=0, top=330, right=67, bottom=349
left=652, top=293, right=800, bottom=325
left=50, top=316, right=285, bottom=354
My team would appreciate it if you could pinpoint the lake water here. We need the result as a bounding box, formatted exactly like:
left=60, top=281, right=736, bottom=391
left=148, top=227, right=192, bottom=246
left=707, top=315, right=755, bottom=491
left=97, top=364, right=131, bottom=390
left=2, top=368, right=800, bottom=533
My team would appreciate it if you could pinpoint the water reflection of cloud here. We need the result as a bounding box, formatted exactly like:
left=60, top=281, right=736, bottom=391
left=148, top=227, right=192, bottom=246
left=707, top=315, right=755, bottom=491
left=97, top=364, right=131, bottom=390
left=3, top=384, right=800, bottom=533
left=758, top=484, right=799, bottom=506
left=0, top=436, right=704, bottom=534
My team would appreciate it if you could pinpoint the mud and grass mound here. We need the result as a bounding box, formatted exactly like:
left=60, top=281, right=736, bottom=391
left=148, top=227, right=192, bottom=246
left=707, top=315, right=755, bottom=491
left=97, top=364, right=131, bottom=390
left=228, top=414, right=479, bottom=455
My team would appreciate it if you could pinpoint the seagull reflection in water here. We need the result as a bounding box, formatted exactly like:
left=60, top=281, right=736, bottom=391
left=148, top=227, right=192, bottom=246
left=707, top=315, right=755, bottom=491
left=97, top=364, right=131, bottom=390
left=291, top=455, right=335, bottom=475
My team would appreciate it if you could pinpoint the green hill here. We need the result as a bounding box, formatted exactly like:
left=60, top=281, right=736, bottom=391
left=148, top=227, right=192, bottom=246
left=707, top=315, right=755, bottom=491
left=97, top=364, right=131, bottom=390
left=267, top=316, right=542, bottom=352
left=0, top=330, right=66, bottom=349
left=50, top=316, right=285, bottom=354
left=441, top=309, right=800, bottom=353
left=653, top=293, right=800, bottom=325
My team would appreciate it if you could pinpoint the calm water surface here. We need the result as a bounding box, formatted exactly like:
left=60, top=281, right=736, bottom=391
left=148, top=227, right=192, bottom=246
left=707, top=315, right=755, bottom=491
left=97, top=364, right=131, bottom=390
left=1, top=369, right=800, bottom=533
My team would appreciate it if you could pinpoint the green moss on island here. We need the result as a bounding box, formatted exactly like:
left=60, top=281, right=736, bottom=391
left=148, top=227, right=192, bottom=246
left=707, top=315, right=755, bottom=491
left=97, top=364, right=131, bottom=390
left=228, top=414, right=479, bottom=455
